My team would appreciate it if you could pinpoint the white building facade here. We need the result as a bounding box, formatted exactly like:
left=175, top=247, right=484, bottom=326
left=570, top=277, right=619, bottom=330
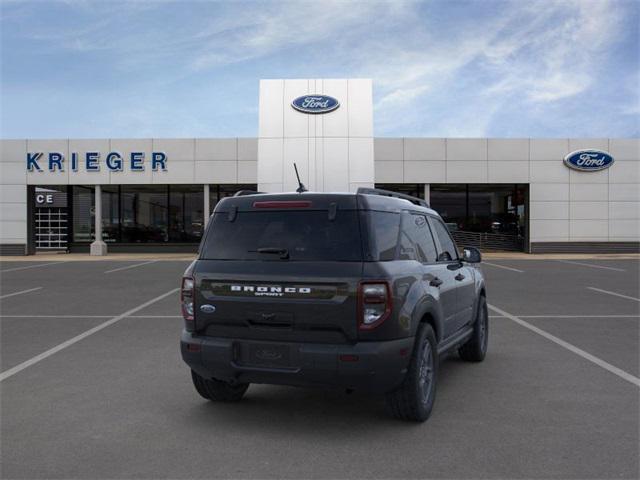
left=0, top=79, right=638, bottom=255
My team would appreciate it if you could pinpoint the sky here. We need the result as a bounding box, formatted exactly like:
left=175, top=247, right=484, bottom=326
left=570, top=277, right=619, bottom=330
left=1, top=0, right=638, bottom=139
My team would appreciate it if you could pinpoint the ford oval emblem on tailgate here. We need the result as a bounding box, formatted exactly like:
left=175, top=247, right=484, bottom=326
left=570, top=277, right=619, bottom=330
left=200, top=304, right=216, bottom=314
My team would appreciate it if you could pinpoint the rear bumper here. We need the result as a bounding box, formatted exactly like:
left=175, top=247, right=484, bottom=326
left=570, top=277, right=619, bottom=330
left=181, top=330, right=414, bottom=393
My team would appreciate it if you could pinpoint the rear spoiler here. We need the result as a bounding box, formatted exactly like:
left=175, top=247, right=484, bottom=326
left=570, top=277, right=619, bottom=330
left=357, top=187, right=430, bottom=208
left=233, top=190, right=265, bottom=197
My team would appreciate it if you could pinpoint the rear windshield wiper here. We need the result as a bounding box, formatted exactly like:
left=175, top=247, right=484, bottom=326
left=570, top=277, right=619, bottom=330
left=251, top=247, right=290, bottom=260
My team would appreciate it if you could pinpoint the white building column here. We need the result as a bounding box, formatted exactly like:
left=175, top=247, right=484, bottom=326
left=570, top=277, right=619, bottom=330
left=203, top=184, right=210, bottom=228
left=90, top=185, right=107, bottom=256
left=424, top=184, right=430, bottom=204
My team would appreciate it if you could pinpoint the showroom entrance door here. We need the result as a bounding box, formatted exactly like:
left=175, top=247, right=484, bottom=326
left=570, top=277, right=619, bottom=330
left=34, top=188, right=68, bottom=252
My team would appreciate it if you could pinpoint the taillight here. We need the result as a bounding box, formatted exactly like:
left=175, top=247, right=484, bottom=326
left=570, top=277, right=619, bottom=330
left=358, top=281, right=392, bottom=330
left=181, top=276, right=195, bottom=331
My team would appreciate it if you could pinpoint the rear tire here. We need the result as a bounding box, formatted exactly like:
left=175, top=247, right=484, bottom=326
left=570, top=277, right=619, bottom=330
left=191, top=370, right=249, bottom=402
left=458, top=295, right=488, bottom=362
left=385, top=324, right=438, bottom=422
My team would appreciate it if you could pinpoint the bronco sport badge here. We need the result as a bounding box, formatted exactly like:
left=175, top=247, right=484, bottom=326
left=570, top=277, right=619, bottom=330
left=230, top=285, right=311, bottom=297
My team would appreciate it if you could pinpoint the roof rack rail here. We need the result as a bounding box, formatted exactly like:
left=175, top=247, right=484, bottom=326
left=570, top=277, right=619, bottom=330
left=356, top=187, right=430, bottom=208
left=233, top=190, right=264, bottom=197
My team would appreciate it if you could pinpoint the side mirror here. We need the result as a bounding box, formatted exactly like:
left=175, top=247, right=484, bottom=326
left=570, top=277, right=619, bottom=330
left=462, top=246, right=482, bottom=263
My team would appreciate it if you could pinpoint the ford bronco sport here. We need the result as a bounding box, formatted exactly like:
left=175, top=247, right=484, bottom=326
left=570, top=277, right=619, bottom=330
left=180, top=188, right=488, bottom=422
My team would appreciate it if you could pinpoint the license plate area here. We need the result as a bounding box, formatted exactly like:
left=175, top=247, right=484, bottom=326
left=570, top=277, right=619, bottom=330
left=236, top=342, right=295, bottom=368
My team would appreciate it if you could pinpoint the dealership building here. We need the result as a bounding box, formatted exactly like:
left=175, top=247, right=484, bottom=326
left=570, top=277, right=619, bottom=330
left=1, top=79, right=638, bottom=255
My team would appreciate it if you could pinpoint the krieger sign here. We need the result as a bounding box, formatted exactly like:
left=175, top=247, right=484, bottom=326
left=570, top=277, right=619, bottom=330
left=26, top=151, right=168, bottom=172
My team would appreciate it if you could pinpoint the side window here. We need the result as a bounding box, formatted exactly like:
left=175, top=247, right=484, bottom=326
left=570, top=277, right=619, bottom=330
left=415, top=215, right=438, bottom=262
left=400, top=213, right=438, bottom=263
left=369, top=211, right=401, bottom=261
left=398, top=228, right=416, bottom=260
left=430, top=217, right=459, bottom=262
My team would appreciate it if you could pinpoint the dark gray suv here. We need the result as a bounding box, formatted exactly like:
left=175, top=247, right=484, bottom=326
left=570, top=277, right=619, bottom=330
left=180, top=188, right=488, bottom=422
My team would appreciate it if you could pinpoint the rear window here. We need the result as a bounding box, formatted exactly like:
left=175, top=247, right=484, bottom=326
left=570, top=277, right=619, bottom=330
left=201, top=211, right=362, bottom=261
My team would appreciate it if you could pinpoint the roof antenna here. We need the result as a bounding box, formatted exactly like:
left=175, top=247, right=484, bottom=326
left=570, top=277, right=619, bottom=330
left=293, top=163, right=308, bottom=193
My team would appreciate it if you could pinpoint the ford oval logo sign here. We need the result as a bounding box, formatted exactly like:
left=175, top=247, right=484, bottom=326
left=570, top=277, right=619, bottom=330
left=564, top=149, right=614, bottom=172
left=291, top=95, right=339, bottom=114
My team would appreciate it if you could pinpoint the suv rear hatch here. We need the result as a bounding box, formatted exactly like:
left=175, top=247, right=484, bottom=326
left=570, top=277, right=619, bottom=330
left=193, top=194, right=363, bottom=344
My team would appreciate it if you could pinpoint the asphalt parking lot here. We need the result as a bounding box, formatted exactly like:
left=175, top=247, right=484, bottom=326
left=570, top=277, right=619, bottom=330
left=1, top=257, right=638, bottom=479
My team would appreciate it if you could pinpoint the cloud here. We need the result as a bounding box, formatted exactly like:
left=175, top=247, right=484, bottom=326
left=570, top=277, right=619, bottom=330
left=481, top=0, right=624, bottom=102
left=187, top=1, right=414, bottom=71
left=366, top=0, right=633, bottom=136
left=1, top=0, right=637, bottom=138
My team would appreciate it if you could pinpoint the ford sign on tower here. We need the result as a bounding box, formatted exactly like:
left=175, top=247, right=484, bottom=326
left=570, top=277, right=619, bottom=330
left=563, top=149, right=615, bottom=172
left=291, top=95, right=340, bottom=114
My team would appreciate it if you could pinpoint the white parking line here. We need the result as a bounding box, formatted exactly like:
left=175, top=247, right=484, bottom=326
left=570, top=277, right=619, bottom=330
left=519, top=314, right=640, bottom=319
left=0, top=315, right=113, bottom=318
left=0, top=287, right=43, bottom=300
left=488, top=303, right=640, bottom=388
left=482, top=262, right=524, bottom=273
left=0, top=261, right=69, bottom=273
left=489, top=314, right=639, bottom=319
left=587, top=287, right=640, bottom=303
left=104, top=260, right=157, bottom=274
left=0, top=314, right=182, bottom=319
left=0, top=288, right=179, bottom=382
left=557, top=260, right=626, bottom=272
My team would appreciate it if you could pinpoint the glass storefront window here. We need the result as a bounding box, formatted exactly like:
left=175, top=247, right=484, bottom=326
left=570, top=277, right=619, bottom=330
left=467, top=185, right=523, bottom=236
left=70, top=184, right=255, bottom=244
left=169, top=186, right=204, bottom=242
left=426, top=185, right=466, bottom=232
left=120, top=186, right=168, bottom=243
left=430, top=184, right=528, bottom=240
left=209, top=184, right=257, bottom=213
left=72, top=186, right=119, bottom=242
left=72, top=186, right=93, bottom=242
left=102, top=186, right=119, bottom=243
left=377, top=183, right=529, bottom=250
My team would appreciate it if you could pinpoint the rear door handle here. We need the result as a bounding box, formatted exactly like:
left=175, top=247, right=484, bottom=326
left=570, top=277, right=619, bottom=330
left=455, top=273, right=465, bottom=281
left=429, top=277, right=443, bottom=287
